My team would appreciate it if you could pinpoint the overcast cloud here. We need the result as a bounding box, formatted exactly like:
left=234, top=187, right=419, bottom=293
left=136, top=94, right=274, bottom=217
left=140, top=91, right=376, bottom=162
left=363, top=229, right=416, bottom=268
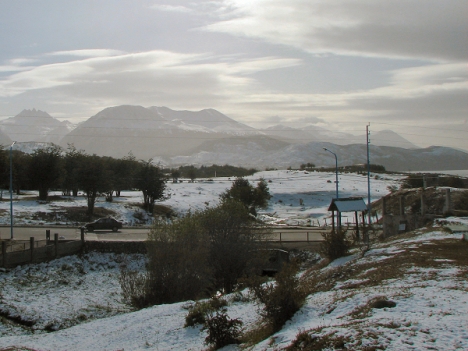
left=0, top=0, right=466, bottom=149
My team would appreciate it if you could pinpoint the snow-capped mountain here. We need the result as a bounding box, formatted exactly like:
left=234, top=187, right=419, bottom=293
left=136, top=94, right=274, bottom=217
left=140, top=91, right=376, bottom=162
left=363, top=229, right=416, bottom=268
left=148, top=106, right=258, bottom=135
left=261, top=125, right=418, bottom=149
left=0, top=109, right=74, bottom=144
left=59, top=105, right=261, bottom=159
left=170, top=140, right=468, bottom=172
left=2, top=105, right=466, bottom=171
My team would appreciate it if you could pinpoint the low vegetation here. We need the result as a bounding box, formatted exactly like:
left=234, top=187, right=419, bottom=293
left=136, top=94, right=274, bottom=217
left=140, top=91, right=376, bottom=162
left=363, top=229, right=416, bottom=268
left=203, top=309, right=243, bottom=349
left=250, top=262, right=306, bottom=333
left=120, top=199, right=271, bottom=308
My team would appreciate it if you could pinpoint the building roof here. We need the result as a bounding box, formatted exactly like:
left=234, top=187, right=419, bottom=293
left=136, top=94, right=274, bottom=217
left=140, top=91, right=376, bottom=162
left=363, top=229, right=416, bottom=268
left=328, top=197, right=368, bottom=212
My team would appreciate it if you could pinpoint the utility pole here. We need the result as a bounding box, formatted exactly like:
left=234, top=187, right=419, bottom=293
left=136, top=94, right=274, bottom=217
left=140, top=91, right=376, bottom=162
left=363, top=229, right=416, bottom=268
left=366, top=125, right=371, bottom=228
left=10, top=141, right=16, bottom=239
left=323, top=147, right=339, bottom=199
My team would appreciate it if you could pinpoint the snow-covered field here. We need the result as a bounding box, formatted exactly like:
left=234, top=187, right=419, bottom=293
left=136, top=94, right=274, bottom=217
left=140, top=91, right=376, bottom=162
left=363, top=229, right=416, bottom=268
left=0, top=170, right=402, bottom=228
left=1, top=170, right=467, bottom=350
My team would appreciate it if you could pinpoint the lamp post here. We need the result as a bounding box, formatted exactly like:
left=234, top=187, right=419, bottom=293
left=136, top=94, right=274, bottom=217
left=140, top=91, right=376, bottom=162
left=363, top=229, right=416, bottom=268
left=324, top=147, right=340, bottom=231
left=10, top=141, right=16, bottom=239
left=323, top=147, right=339, bottom=199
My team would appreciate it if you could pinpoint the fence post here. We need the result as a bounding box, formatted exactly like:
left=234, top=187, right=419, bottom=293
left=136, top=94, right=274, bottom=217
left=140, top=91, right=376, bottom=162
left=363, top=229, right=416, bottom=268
left=81, top=227, right=85, bottom=243
left=2, top=241, right=6, bottom=267
left=280, top=232, right=282, bottom=242
left=444, top=189, right=451, bottom=215
left=399, top=196, right=405, bottom=216
left=54, top=233, right=59, bottom=257
left=307, top=232, right=309, bottom=242
left=46, top=229, right=50, bottom=243
left=30, top=237, right=35, bottom=262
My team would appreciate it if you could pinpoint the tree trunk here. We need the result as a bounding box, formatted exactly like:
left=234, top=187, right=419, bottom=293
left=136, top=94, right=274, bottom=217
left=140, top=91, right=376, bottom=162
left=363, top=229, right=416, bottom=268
left=87, top=192, right=96, bottom=217
left=39, top=188, right=48, bottom=201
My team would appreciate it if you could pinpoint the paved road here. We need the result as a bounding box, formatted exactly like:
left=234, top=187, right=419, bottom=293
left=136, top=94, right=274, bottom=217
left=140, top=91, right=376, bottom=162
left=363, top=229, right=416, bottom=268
left=1, top=226, right=326, bottom=242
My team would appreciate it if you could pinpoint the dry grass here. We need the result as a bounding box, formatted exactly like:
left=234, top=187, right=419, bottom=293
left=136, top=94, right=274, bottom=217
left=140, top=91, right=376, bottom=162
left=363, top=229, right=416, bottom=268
left=301, top=228, right=468, bottom=299
left=282, top=227, right=468, bottom=350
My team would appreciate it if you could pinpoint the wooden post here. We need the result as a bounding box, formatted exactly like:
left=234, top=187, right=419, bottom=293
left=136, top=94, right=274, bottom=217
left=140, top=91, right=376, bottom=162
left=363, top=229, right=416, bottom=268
left=81, top=227, right=85, bottom=243
left=355, top=211, right=360, bottom=241
left=30, top=237, right=35, bottom=262
left=2, top=241, right=6, bottom=267
left=399, top=196, right=405, bottom=216
left=444, top=189, right=451, bottom=215
left=362, top=211, right=367, bottom=242
left=279, top=232, right=282, bottom=242
left=54, top=233, right=59, bottom=257
left=46, top=229, right=50, bottom=244
left=332, top=211, right=335, bottom=233
left=382, top=196, right=387, bottom=216
left=307, top=232, right=309, bottom=242
left=420, top=190, right=426, bottom=216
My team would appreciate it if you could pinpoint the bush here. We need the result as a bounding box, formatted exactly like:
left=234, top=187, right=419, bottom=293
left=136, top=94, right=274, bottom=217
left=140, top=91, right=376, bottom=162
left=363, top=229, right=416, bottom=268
left=320, top=229, right=351, bottom=261
left=120, top=200, right=271, bottom=307
left=203, top=309, right=243, bottom=349
left=143, top=216, right=211, bottom=305
left=185, top=298, right=228, bottom=327
left=251, top=262, right=306, bottom=332
left=119, top=269, right=149, bottom=309
left=220, top=177, right=271, bottom=215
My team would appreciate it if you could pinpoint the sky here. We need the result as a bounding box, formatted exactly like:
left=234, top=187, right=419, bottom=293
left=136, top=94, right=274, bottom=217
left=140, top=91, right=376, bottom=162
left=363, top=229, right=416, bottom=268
left=0, top=0, right=467, bottom=150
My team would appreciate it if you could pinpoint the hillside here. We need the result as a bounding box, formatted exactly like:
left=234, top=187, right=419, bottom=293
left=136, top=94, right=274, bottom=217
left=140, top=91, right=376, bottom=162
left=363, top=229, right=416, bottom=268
left=0, top=221, right=466, bottom=350
left=170, top=141, right=468, bottom=171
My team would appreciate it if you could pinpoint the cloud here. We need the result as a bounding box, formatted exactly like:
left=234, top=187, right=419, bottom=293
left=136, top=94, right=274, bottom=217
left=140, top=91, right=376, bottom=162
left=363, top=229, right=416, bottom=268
left=202, top=0, right=468, bottom=62
left=149, top=4, right=193, bottom=13
left=0, top=48, right=465, bottom=147
left=0, top=50, right=301, bottom=116
left=48, top=49, right=125, bottom=58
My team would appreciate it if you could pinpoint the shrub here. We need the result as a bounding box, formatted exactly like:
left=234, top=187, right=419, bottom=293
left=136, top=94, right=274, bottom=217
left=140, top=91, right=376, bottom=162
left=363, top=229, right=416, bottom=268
left=143, top=216, right=211, bottom=305
left=203, top=309, right=243, bottom=349
left=120, top=201, right=270, bottom=307
left=251, top=262, right=306, bottom=332
left=119, top=269, right=149, bottom=309
left=320, top=229, right=351, bottom=261
left=184, top=298, right=228, bottom=327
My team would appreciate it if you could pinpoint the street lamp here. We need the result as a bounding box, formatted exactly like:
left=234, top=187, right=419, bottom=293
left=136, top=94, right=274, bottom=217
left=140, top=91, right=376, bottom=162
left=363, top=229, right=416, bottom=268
left=323, top=147, right=339, bottom=199
left=10, top=141, right=16, bottom=239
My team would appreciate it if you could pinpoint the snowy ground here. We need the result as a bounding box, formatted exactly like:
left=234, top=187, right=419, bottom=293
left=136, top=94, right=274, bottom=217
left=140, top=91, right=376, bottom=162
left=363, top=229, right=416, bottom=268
left=0, top=170, right=403, bottom=228
left=1, top=170, right=467, bottom=350
left=0, top=219, right=466, bottom=350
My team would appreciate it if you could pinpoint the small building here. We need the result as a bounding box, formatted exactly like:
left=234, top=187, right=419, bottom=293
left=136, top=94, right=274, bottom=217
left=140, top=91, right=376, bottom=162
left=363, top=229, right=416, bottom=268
left=328, top=197, right=368, bottom=238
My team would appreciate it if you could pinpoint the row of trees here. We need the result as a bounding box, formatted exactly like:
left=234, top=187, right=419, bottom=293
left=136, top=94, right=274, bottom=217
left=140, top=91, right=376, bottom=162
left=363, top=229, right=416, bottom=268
left=0, top=145, right=166, bottom=216
left=0, top=143, right=273, bottom=219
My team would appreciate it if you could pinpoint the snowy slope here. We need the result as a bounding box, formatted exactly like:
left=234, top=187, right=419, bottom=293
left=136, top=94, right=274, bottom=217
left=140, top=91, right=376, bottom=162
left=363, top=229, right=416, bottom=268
left=0, top=222, right=466, bottom=350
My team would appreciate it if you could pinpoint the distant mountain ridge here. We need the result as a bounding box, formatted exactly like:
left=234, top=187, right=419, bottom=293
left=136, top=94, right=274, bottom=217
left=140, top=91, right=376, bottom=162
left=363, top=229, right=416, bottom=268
left=0, top=109, right=75, bottom=144
left=1, top=105, right=467, bottom=172
left=171, top=140, right=468, bottom=172
left=260, top=124, right=418, bottom=149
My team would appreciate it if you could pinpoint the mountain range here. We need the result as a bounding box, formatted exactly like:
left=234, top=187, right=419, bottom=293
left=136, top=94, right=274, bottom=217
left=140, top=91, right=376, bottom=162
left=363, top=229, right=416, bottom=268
left=0, top=106, right=467, bottom=172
